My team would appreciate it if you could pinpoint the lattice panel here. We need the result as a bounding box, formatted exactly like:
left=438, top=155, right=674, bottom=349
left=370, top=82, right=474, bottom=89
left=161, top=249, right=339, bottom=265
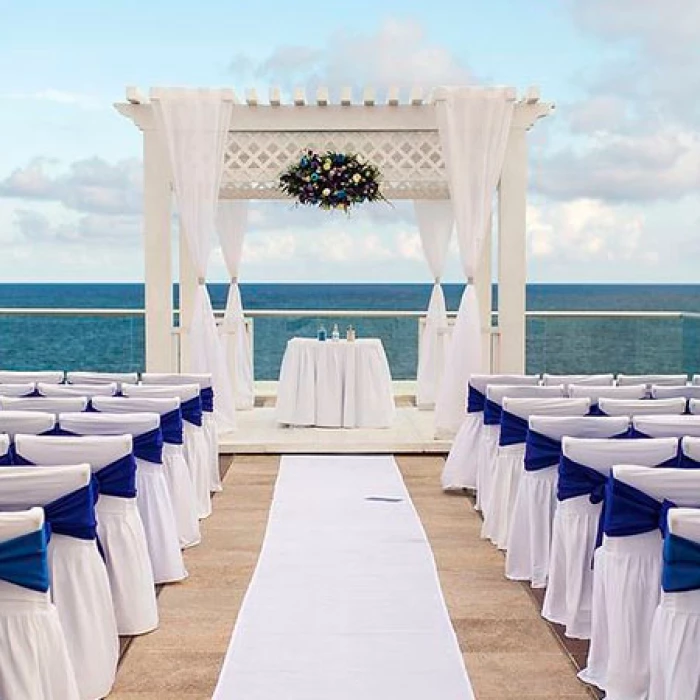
left=220, top=131, right=448, bottom=200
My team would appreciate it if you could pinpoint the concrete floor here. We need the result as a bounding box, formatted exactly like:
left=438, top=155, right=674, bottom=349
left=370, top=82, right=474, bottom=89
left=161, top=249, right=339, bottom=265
left=111, top=456, right=594, bottom=699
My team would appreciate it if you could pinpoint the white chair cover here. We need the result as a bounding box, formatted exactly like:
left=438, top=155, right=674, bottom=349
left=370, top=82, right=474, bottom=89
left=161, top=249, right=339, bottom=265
left=58, top=412, right=186, bottom=584
left=37, top=383, right=117, bottom=398
left=633, top=415, right=700, bottom=438
left=0, top=434, right=8, bottom=462
left=0, top=465, right=118, bottom=700
left=686, top=399, right=700, bottom=416
left=0, top=382, right=35, bottom=397
left=486, top=397, right=589, bottom=550
left=122, top=383, right=212, bottom=519
left=652, top=385, right=700, bottom=400
left=542, top=436, right=678, bottom=639
left=506, top=416, right=630, bottom=588
left=0, top=411, right=55, bottom=439
left=0, top=507, right=80, bottom=700
left=618, top=374, right=687, bottom=389
left=543, top=374, right=614, bottom=392
left=441, top=374, right=539, bottom=491
left=569, top=383, right=647, bottom=403
left=0, top=371, right=63, bottom=384
left=92, top=396, right=200, bottom=548
left=583, top=467, right=700, bottom=698
left=598, top=397, right=686, bottom=417
left=648, top=508, right=700, bottom=700
left=683, top=437, right=700, bottom=463
left=0, top=396, right=87, bottom=415
left=13, top=434, right=158, bottom=636
left=66, top=371, right=138, bottom=389
left=478, top=385, right=564, bottom=520
left=141, top=373, right=220, bottom=493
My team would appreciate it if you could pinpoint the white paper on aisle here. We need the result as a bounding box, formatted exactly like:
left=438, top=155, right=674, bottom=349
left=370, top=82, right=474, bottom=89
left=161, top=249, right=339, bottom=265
left=213, top=455, right=475, bottom=700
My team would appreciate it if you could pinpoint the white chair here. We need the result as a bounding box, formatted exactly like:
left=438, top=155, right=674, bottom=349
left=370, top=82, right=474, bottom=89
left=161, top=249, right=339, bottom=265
left=92, top=396, right=200, bottom=549
left=441, top=374, right=539, bottom=491
left=542, top=374, right=614, bottom=392
left=36, top=382, right=117, bottom=398
left=479, top=384, right=565, bottom=524
left=487, top=397, right=589, bottom=551
left=569, top=384, right=647, bottom=414
left=542, top=436, right=678, bottom=639
left=58, top=412, right=187, bottom=585
left=0, top=371, right=63, bottom=384
left=0, top=434, right=9, bottom=465
left=141, top=373, right=220, bottom=494
left=632, top=415, right=700, bottom=439
left=13, top=434, right=158, bottom=637
left=598, top=397, right=686, bottom=417
left=66, top=371, right=138, bottom=390
left=648, top=508, right=700, bottom=700
left=582, top=466, right=700, bottom=698
left=122, top=383, right=211, bottom=519
left=0, top=382, right=35, bottom=397
left=0, top=396, right=88, bottom=415
left=686, top=399, right=700, bottom=418
left=0, top=411, right=56, bottom=439
left=0, top=507, right=80, bottom=700
left=681, top=436, right=700, bottom=469
left=618, top=374, right=688, bottom=390
left=506, top=415, right=630, bottom=588
left=652, top=384, right=700, bottom=400
left=0, top=465, right=118, bottom=700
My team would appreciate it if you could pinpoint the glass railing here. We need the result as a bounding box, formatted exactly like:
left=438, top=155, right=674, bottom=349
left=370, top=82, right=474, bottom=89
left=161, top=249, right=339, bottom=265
left=1, top=308, right=700, bottom=380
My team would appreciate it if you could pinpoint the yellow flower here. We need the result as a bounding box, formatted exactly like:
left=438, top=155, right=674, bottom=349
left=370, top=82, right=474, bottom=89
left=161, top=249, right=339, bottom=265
left=322, top=188, right=331, bottom=197
left=352, top=173, right=362, bottom=183
left=323, top=160, right=332, bottom=171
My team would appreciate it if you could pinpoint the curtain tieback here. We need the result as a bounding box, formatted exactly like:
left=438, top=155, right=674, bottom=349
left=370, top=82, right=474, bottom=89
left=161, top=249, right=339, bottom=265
left=231, top=276, right=238, bottom=284
left=434, top=276, right=441, bottom=284
left=467, top=276, right=475, bottom=284
left=197, top=277, right=206, bottom=285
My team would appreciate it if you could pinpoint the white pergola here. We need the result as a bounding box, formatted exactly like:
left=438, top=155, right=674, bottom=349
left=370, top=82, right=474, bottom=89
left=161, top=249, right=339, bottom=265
left=115, top=86, right=552, bottom=379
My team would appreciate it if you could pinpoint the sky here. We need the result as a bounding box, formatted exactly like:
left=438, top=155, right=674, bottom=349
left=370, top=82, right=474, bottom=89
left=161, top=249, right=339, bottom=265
left=0, top=0, right=698, bottom=283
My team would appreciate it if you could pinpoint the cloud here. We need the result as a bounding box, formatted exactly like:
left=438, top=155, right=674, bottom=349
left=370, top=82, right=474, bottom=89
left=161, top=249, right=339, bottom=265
left=229, top=17, right=474, bottom=95
left=1, top=89, right=103, bottom=110
left=0, top=157, right=142, bottom=215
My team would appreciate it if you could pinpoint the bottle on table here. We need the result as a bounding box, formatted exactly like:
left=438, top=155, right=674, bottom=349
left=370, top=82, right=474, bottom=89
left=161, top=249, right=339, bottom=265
left=317, top=325, right=327, bottom=342
left=346, top=325, right=356, bottom=342
left=331, top=323, right=340, bottom=342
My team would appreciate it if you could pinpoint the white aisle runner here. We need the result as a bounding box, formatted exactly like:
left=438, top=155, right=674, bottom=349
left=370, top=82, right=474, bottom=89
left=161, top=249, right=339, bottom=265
left=213, top=455, right=474, bottom=699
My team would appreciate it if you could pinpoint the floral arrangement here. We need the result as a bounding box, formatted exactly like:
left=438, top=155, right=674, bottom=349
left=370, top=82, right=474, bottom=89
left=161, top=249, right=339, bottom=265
left=279, top=150, right=385, bottom=212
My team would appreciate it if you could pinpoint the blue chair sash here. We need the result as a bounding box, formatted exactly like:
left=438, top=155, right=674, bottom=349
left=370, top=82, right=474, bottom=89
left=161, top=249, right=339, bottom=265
left=662, top=533, right=700, bottom=593
left=44, top=478, right=99, bottom=541
left=133, top=427, right=164, bottom=464
left=467, top=385, right=486, bottom=414
left=524, top=430, right=562, bottom=472
left=587, top=404, right=605, bottom=416
left=160, top=409, right=184, bottom=446
left=201, top=386, right=214, bottom=413
left=499, top=410, right=529, bottom=447
left=180, top=396, right=203, bottom=427
left=483, top=399, right=502, bottom=426
left=0, top=452, right=11, bottom=466
left=603, top=478, right=676, bottom=539
left=0, top=525, right=50, bottom=593
left=679, top=453, right=700, bottom=469
left=12, top=452, right=136, bottom=499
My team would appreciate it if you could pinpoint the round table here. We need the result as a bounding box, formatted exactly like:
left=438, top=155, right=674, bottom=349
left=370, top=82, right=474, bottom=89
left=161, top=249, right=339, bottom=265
left=276, top=338, right=396, bottom=428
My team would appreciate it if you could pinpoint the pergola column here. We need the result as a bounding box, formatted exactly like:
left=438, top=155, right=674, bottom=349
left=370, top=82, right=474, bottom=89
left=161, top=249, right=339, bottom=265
left=497, top=124, right=528, bottom=373
left=142, top=129, right=173, bottom=371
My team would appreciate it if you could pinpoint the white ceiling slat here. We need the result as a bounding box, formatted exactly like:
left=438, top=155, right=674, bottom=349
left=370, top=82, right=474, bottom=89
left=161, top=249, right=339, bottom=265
left=269, top=86, right=281, bottom=106
left=293, top=87, right=306, bottom=106
left=409, top=87, right=423, bottom=106
left=340, top=87, right=352, bottom=106
left=316, top=87, right=329, bottom=106
left=387, top=87, right=400, bottom=106
left=524, top=85, right=540, bottom=104
left=245, top=88, right=258, bottom=106
left=126, top=86, right=145, bottom=104
left=363, top=87, right=375, bottom=106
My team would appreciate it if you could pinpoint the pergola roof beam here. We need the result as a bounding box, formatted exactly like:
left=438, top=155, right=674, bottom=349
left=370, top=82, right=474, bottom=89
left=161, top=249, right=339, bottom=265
left=316, top=87, right=329, bottom=106
left=340, top=87, right=352, bottom=106
left=269, top=86, right=281, bottom=106
left=293, top=88, right=306, bottom=106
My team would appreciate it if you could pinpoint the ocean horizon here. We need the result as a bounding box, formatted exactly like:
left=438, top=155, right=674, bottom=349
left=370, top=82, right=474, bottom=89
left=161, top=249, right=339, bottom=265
left=1, top=283, right=700, bottom=379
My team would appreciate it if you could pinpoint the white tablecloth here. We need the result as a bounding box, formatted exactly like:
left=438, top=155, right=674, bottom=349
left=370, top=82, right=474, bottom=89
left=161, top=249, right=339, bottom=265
left=276, top=338, right=395, bottom=428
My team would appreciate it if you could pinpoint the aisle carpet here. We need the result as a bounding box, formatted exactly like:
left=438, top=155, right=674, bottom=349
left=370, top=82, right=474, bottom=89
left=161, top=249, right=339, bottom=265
left=213, top=455, right=475, bottom=699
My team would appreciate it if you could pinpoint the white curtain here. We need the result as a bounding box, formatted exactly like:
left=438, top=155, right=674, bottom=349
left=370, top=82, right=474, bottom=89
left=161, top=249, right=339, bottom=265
left=414, top=201, right=454, bottom=409
left=152, top=89, right=237, bottom=431
left=433, top=87, right=515, bottom=438
left=217, top=200, right=254, bottom=410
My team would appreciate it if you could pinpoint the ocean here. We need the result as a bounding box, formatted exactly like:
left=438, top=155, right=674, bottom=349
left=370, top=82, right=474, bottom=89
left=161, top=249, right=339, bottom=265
left=1, top=283, right=700, bottom=379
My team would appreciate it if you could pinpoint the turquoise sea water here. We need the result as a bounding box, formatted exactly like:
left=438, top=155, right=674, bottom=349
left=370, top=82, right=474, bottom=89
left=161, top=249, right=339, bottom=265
left=1, top=283, right=699, bottom=379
